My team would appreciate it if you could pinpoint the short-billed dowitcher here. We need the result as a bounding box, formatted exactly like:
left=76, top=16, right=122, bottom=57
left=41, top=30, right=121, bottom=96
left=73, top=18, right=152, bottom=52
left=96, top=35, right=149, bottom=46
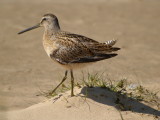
left=18, top=13, right=120, bottom=96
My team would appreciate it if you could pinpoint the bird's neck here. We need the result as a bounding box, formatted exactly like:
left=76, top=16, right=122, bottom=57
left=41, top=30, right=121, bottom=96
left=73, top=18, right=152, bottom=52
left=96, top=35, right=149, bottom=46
left=43, top=28, right=58, bottom=42
left=44, top=22, right=60, bottom=37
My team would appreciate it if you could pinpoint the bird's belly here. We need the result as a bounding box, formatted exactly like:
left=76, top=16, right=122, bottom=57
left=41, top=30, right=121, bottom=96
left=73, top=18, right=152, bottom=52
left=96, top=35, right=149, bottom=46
left=59, top=62, right=93, bottom=70
left=43, top=47, right=93, bottom=70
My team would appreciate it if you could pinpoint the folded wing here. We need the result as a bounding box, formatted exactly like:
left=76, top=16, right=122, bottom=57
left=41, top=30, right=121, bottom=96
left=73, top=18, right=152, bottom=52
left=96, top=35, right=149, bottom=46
left=51, top=33, right=120, bottom=64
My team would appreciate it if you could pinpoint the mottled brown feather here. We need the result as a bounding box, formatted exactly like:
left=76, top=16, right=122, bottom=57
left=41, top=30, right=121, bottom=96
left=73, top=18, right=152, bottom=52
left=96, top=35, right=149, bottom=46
left=47, top=31, right=120, bottom=65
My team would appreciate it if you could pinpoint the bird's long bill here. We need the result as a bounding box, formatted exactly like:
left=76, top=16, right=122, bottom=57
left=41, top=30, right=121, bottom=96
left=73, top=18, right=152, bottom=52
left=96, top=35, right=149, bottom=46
left=18, top=23, right=40, bottom=34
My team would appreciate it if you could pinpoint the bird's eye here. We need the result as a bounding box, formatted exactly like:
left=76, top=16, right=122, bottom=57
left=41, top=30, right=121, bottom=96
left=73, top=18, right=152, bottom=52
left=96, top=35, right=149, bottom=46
left=43, top=18, right=47, bottom=21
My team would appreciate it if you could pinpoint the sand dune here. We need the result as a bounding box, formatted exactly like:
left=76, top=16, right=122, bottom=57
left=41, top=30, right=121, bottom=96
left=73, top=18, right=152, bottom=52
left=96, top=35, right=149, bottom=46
left=4, top=87, right=159, bottom=120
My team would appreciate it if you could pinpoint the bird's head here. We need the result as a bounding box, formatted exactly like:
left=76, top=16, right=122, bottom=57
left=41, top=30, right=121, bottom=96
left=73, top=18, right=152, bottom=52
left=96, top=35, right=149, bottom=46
left=18, top=13, right=60, bottom=34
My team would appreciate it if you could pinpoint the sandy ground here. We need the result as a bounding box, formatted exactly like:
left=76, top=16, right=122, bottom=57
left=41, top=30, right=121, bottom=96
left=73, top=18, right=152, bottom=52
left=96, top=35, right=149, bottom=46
left=2, top=87, right=160, bottom=120
left=0, top=0, right=160, bottom=119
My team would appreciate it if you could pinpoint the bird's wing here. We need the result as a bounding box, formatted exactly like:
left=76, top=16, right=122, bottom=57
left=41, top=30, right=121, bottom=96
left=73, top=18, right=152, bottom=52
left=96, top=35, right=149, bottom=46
left=61, top=33, right=120, bottom=53
left=50, top=33, right=120, bottom=64
left=62, top=33, right=118, bottom=47
left=50, top=36, right=94, bottom=64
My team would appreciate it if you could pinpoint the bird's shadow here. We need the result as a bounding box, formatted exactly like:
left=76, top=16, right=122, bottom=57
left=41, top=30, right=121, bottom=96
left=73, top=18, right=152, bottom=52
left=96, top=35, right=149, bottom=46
left=80, top=87, right=160, bottom=117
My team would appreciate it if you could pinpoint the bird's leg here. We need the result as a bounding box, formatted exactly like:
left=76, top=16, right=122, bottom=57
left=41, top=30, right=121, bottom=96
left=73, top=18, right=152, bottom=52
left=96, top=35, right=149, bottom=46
left=49, top=70, right=68, bottom=95
left=70, top=69, right=74, bottom=97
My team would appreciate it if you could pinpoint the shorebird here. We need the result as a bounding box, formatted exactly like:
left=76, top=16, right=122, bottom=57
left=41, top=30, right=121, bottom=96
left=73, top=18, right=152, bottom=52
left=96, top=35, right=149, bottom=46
left=18, top=13, right=120, bottom=96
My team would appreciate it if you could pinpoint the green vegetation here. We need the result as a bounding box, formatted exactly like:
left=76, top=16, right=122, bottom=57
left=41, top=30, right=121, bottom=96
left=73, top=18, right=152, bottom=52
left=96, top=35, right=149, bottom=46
left=44, top=72, right=159, bottom=110
left=82, top=73, right=160, bottom=110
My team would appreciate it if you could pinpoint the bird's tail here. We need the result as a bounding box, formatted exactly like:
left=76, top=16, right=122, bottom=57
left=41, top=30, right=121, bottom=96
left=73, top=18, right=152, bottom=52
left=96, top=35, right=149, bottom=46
left=88, top=40, right=120, bottom=53
left=105, top=39, right=117, bottom=47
